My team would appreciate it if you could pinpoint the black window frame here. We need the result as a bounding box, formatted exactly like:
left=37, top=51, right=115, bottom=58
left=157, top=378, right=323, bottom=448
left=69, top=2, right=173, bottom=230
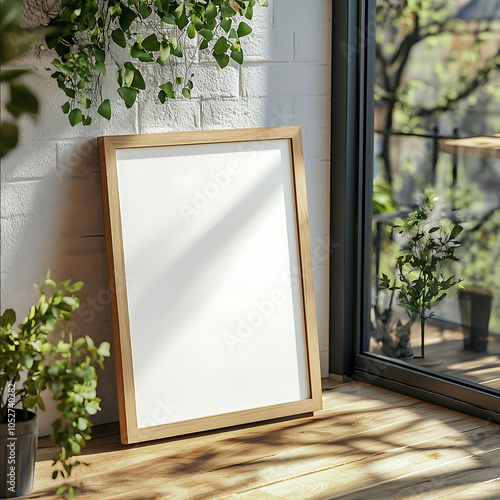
left=329, top=0, right=500, bottom=423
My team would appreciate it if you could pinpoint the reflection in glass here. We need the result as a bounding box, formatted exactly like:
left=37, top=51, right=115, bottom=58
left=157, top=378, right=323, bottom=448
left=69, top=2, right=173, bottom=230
left=369, top=0, right=500, bottom=390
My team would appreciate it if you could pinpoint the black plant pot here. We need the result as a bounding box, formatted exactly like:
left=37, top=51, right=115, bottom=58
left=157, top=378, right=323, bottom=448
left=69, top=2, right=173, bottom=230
left=459, top=290, right=493, bottom=352
left=0, top=409, right=38, bottom=498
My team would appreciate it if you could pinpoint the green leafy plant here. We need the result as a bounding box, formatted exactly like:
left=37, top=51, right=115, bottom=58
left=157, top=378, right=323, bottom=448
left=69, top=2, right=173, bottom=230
left=1, top=1, right=267, bottom=157
left=0, top=275, right=110, bottom=497
left=376, top=194, right=462, bottom=357
left=0, top=0, right=55, bottom=157
left=43, top=0, right=268, bottom=126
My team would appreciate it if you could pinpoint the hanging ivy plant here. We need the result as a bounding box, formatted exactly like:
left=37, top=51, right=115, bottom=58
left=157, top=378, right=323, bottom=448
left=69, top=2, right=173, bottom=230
left=43, top=0, right=268, bottom=126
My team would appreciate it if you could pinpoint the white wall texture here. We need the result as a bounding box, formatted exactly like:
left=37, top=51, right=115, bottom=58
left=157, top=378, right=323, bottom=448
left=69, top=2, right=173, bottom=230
left=1, top=0, right=332, bottom=436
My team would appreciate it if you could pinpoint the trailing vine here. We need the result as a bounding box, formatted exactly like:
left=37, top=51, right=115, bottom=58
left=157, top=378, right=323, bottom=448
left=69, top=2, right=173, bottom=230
left=44, top=0, right=268, bottom=126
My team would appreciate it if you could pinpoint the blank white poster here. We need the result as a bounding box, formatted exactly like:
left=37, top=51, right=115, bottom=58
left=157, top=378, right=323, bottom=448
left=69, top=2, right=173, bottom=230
left=114, top=139, right=310, bottom=429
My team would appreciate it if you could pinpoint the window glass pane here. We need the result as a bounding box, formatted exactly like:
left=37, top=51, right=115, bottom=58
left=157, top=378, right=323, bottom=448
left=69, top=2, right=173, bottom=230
left=370, top=0, right=500, bottom=390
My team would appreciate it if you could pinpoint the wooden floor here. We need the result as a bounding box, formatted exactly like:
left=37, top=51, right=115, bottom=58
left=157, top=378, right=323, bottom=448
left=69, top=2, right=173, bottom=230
left=408, top=326, right=500, bottom=390
left=371, top=322, right=500, bottom=390
left=22, top=380, right=500, bottom=500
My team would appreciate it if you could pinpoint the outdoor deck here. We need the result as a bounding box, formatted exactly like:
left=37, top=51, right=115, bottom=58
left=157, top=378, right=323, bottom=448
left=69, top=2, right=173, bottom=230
left=371, top=322, right=500, bottom=390
left=22, top=380, right=500, bottom=499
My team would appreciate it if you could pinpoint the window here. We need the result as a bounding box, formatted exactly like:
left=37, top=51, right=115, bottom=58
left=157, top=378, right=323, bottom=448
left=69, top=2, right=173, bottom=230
left=331, top=0, right=500, bottom=422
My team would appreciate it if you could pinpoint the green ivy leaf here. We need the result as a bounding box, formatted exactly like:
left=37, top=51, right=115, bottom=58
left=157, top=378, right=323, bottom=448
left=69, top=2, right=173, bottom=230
left=173, top=3, right=184, bottom=18
left=94, top=61, right=106, bottom=75
left=199, top=28, right=213, bottom=41
left=68, top=108, right=83, bottom=126
left=132, top=69, right=145, bottom=90
left=231, top=49, right=243, bottom=64
left=228, top=28, right=237, bottom=39
left=123, top=63, right=145, bottom=90
left=221, top=18, right=231, bottom=33
left=177, top=13, right=189, bottom=30
left=182, top=87, right=191, bottom=98
left=80, top=98, right=91, bottom=109
left=111, top=28, right=127, bottom=48
left=221, top=6, right=236, bottom=17
left=6, top=83, right=38, bottom=117
left=170, top=43, right=183, bottom=58
left=61, top=85, right=75, bottom=99
left=158, top=90, right=166, bottom=103
left=139, top=2, right=152, bottom=18
left=188, top=23, right=196, bottom=39
left=160, top=39, right=171, bottom=61
left=199, top=39, right=209, bottom=50
left=124, top=63, right=134, bottom=87
left=117, top=87, right=138, bottom=108
left=82, top=115, right=92, bottom=126
left=94, top=47, right=105, bottom=64
left=205, top=16, right=216, bottom=30
left=159, top=82, right=174, bottom=98
left=0, top=122, right=18, bottom=158
left=237, top=22, right=252, bottom=37
left=130, top=43, right=154, bottom=62
left=205, top=3, right=217, bottom=18
left=214, top=53, right=230, bottom=68
left=162, top=13, right=176, bottom=25
left=142, top=34, right=160, bottom=52
left=119, top=6, right=136, bottom=31
left=61, top=102, right=70, bottom=114
left=213, top=36, right=230, bottom=54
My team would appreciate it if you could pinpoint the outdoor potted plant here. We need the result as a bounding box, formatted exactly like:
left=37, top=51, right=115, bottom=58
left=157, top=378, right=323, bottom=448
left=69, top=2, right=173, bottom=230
left=455, top=208, right=500, bottom=351
left=374, top=194, right=462, bottom=358
left=0, top=274, right=110, bottom=498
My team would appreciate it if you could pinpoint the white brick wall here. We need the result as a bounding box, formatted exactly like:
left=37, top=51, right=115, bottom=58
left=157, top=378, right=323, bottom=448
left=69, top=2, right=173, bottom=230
left=1, top=0, right=332, bottom=436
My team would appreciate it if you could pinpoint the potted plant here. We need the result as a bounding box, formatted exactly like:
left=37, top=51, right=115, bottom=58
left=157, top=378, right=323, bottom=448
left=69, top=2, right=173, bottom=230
left=374, top=194, right=462, bottom=358
left=455, top=208, right=500, bottom=351
left=0, top=274, right=110, bottom=498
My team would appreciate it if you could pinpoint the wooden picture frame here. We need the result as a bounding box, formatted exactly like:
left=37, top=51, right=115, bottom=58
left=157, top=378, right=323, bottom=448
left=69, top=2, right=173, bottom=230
left=98, top=127, right=322, bottom=444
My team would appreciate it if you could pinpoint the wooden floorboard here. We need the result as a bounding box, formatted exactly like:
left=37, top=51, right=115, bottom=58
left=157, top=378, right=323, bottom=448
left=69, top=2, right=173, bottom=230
left=371, top=322, right=500, bottom=389
left=21, top=381, right=500, bottom=500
